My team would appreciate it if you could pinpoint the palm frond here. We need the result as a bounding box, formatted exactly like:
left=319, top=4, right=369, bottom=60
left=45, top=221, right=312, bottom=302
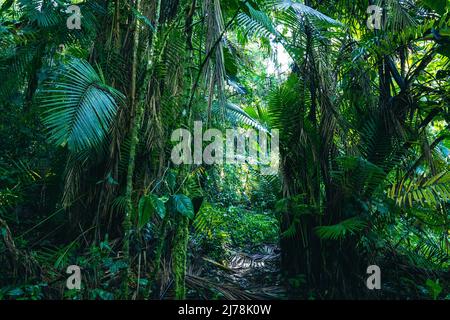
left=237, top=2, right=279, bottom=39
left=269, top=0, right=344, bottom=27
left=389, top=171, right=450, bottom=208
left=18, top=0, right=62, bottom=28
left=224, top=102, right=269, bottom=133
left=40, top=58, right=124, bottom=152
left=315, top=217, right=367, bottom=240
left=332, top=156, right=387, bottom=198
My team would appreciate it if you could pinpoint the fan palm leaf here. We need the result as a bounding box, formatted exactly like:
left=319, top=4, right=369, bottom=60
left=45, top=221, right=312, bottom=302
left=40, top=58, right=124, bottom=152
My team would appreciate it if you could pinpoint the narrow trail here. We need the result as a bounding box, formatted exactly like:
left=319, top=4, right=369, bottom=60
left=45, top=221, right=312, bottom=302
left=188, top=244, right=285, bottom=300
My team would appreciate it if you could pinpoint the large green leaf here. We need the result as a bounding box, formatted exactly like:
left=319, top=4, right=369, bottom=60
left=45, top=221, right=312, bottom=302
left=138, top=194, right=166, bottom=228
left=41, top=59, right=124, bottom=152
left=171, top=194, right=194, bottom=219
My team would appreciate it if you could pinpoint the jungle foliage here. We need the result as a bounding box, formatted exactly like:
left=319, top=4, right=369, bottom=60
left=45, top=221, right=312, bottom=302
left=0, top=0, right=449, bottom=300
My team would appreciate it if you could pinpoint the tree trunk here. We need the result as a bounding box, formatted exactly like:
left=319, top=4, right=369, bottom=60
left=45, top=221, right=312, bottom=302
left=172, top=215, right=189, bottom=299
left=121, top=0, right=142, bottom=298
left=122, top=0, right=162, bottom=299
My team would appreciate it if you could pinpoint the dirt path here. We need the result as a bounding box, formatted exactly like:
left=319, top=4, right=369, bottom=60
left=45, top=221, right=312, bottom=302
left=187, top=244, right=285, bottom=299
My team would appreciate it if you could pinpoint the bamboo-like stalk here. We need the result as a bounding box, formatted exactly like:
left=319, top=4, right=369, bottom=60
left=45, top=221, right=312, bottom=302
left=121, top=0, right=142, bottom=298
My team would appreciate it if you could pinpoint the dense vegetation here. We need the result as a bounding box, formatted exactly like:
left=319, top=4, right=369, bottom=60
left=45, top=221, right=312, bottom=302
left=0, top=0, right=449, bottom=300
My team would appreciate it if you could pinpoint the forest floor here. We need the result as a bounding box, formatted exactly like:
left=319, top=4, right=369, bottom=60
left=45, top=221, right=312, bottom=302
left=186, top=206, right=284, bottom=300
left=187, top=244, right=284, bottom=300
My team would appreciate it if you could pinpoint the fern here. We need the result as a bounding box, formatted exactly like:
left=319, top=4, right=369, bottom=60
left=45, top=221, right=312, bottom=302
left=193, top=201, right=214, bottom=236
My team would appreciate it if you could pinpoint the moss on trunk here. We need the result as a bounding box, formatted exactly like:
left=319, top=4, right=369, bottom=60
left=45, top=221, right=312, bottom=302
left=172, top=215, right=189, bottom=300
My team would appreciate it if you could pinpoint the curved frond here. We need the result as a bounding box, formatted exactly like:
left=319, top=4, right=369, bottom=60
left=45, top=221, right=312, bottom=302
left=40, top=58, right=124, bottom=152
left=225, top=102, right=269, bottom=133
left=269, top=0, right=344, bottom=27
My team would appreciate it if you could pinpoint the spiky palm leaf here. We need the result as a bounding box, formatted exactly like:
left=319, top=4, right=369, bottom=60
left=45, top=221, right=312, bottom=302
left=332, top=156, right=387, bottom=199
left=315, top=217, right=368, bottom=240
left=40, top=58, right=124, bottom=152
left=269, top=0, right=344, bottom=27
left=18, top=0, right=62, bottom=28
left=224, top=102, right=269, bottom=133
left=389, top=171, right=450, bottom=208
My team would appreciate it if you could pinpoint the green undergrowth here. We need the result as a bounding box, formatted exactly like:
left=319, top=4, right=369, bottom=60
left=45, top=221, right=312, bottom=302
left=193, top=202, right=279, bottom=260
